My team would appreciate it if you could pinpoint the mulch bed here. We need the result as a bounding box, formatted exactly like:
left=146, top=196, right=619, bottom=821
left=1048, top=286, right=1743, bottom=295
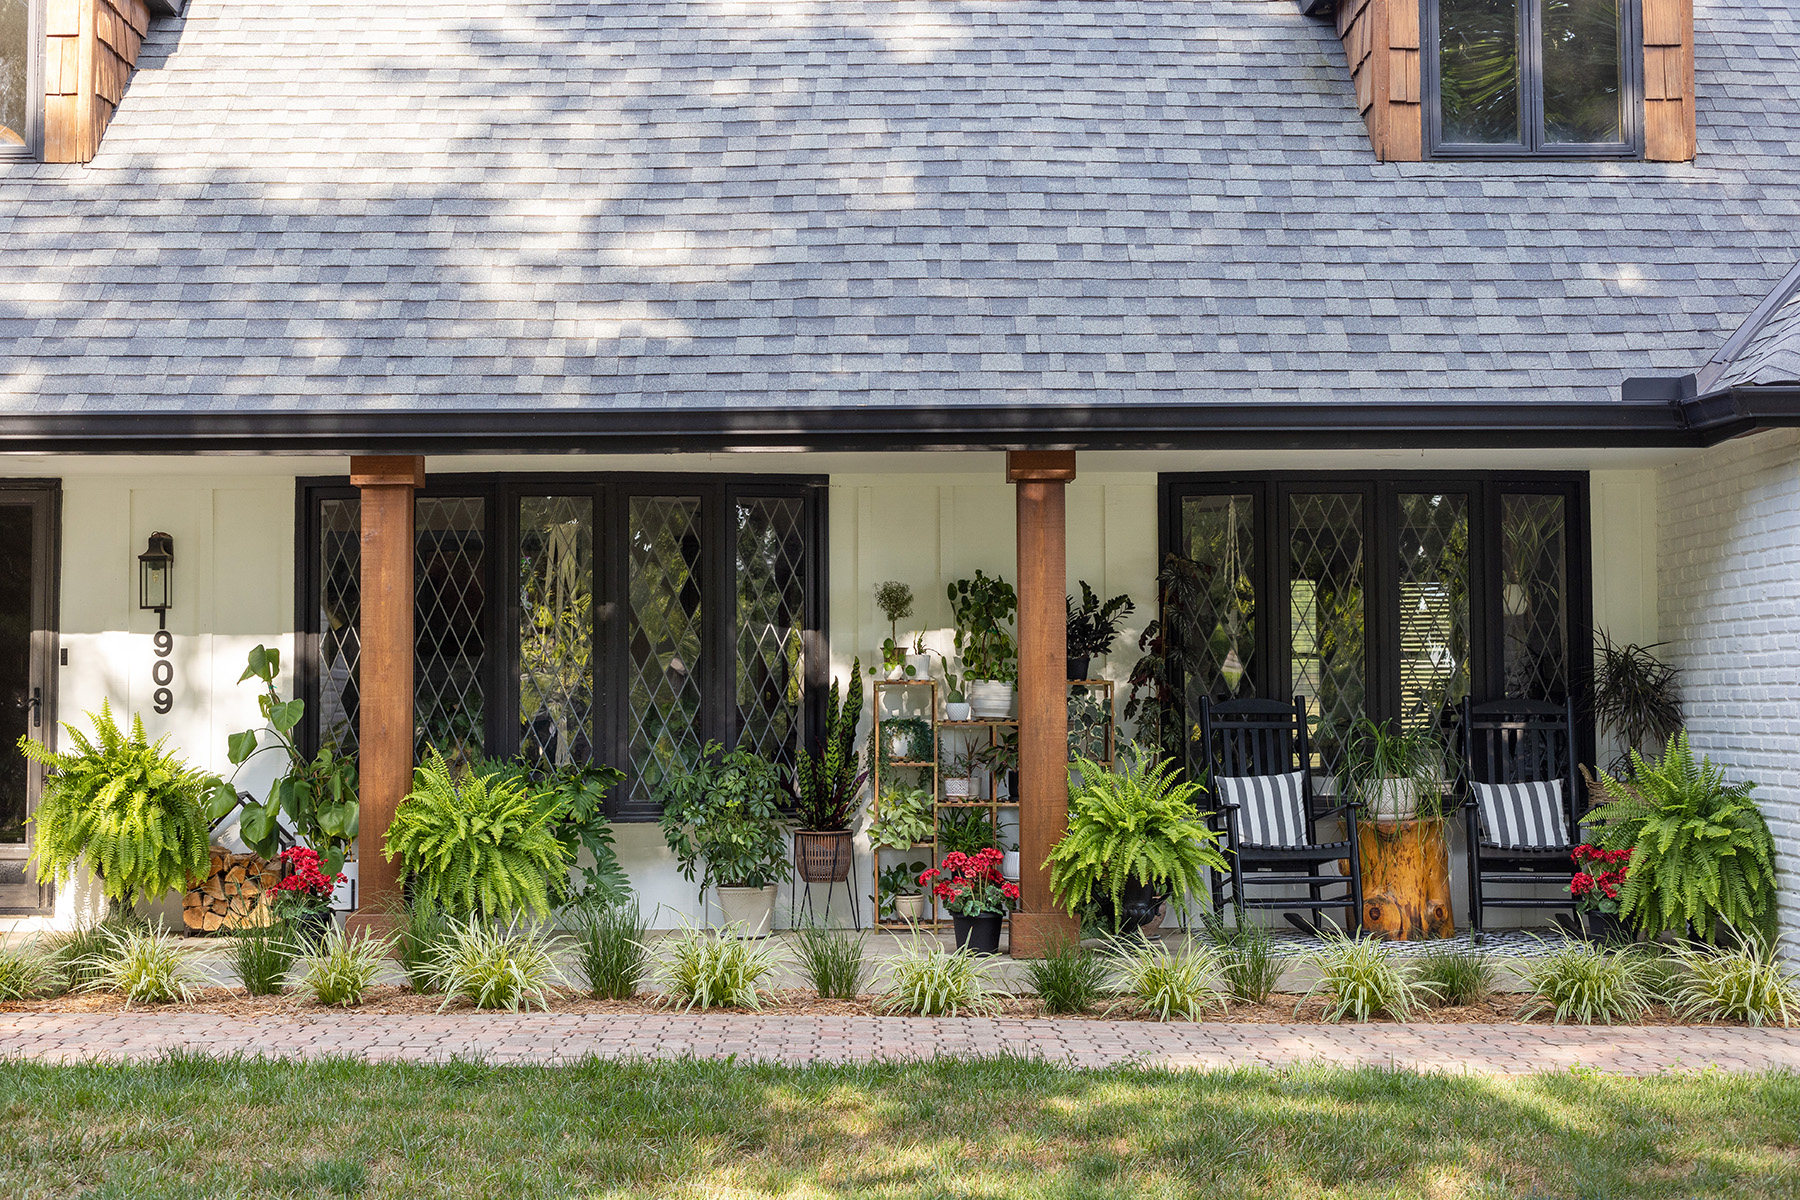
left=0, top=986, right=1712, bottom=1025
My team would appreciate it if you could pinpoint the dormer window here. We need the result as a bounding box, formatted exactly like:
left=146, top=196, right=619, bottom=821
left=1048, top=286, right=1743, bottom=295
left=1426, top=0, right=1642, bottom=158
left=0, top=0, right=36, bottom=158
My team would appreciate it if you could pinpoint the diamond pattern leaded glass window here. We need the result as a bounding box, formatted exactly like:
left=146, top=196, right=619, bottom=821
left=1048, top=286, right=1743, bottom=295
left=519, top=497, right=595, bottom=770
left=1178, top=494, right=1258, bottom=702
left=317, top=498, right=362, bottom=756
left=1502, top=493, right=1570, bottom=701
left=415, top=497, right=487, bottom=763
left=735, top=497, right=806, bottom=764
left=628, top=496, right=705, bottom=800
left=1290, top=493, right=1366, bottom=776
left=1397, top=493, right=1471, bottom=733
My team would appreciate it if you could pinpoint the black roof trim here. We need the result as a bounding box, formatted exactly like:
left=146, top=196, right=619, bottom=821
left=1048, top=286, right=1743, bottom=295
left=1679, top=385, right=1800, bottom=443
left=0, top=400, right=1732, bottom=455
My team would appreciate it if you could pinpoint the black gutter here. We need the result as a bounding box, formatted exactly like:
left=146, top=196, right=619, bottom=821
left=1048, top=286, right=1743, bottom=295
left=0, top=401, right=1725, bottom=456
left=1679, top=385, right=1800, bottom=444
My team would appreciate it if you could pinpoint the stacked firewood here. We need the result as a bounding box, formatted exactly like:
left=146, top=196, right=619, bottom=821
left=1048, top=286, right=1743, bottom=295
left=183, top=849, right=280, bottom=933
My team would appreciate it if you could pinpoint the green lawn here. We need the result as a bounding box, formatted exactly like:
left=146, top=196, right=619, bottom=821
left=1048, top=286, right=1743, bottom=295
left=1, top=1055, right=1797, bottom=1198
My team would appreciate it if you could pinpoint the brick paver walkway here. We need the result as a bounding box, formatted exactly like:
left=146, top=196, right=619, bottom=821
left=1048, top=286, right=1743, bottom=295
left=3, top=1013, right=1798, bottom=1075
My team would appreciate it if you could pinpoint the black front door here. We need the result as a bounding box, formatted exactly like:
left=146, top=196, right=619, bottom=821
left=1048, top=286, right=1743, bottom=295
left=0, top=483, right=57, bottom=914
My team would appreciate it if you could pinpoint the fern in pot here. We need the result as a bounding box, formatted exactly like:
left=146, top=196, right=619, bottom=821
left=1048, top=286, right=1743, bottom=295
left=785, top=668, right=867, bottom=885
left=658, top=742, right=792, bottom=937
left=1046, top=749, right=1228, bottom=938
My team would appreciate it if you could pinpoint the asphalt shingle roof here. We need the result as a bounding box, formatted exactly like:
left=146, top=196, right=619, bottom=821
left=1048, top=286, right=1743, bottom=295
left=1, top=0, right=1798, bottom=414
left=1713, top=273, right=1800, bottom=389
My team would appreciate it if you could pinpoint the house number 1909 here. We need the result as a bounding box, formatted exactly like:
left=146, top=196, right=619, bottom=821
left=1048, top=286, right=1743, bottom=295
left=151, top=630, right=174, bottom=715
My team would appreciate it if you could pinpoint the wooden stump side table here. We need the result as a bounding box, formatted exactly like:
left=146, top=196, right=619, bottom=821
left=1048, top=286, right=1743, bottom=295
left=1358, top=816, right=1455, bottom=940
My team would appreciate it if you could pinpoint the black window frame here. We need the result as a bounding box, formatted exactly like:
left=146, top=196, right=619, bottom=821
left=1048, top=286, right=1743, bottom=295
left=1423, top=0, right=1645, bottom=161
left=1, top=0, right=43, bottom=162
left=1159, top=471, right=1593, bottom=764
left=295, top=472, right=829, bottom=821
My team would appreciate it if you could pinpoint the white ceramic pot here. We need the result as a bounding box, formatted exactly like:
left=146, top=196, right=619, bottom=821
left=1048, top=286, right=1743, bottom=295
left=967, top=680, right=1015, bottom=720
left=906, top=654, right=930, bottom=679
left=1002, top=849, right=1020, bottom=879
left=1365, top=777, right=1419, bottom=823
left=946, top=701, right=972, bottom=722
left=330, top=859, right=358, bottom=912
left=715, top=884, right=778, bottom=938
left=944, top=777, right=974, bottom=800
left=894, top=893, right=927, bottom=923
left=888, top=729, right=913, bottom=760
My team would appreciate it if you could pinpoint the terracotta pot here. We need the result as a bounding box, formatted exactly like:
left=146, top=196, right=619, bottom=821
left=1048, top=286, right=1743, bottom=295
left=967, top=680, right=1015, bottom=720
left=715, top=885, right=778, bottom=937
left=894, top=893, right=927, bottom=923
left=952, top=912, right=1004, bottom=955
left=794, top=830, right=854, bottom=884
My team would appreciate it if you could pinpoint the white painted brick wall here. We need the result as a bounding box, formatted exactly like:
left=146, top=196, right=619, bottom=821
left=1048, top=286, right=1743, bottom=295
left=1657, top=428, right=1800, bottom=942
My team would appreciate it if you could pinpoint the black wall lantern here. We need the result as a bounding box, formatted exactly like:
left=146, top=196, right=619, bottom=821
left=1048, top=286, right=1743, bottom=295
left=138, top=532, right=174, bottom=629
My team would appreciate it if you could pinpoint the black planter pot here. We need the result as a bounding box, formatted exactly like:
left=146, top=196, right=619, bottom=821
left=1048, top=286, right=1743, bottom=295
left=1094, top=878, right=1169, bottom=938
left=1006, top=770, right=1020, bottom=801
left=289, top=908, right=334, bottom=949
left=1580, top=910, right=1631, bottom=945
left=952, top=913, right=1004, bottom=955
left=1066, top=656, right=1091, bottom=681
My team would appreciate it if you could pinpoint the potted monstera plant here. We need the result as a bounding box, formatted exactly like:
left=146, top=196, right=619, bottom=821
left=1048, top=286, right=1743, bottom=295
left=656, top=742, right=792, bottom=936
left=786, top=667, right=867, bottom=888
left=949, top=571, right=1018, bottom=719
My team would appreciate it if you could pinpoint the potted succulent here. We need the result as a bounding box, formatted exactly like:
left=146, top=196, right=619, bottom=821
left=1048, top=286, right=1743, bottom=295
left=1568, top=843, right=1633, bottom=943
left=948, top=571, right=1018, bottom=719
left=942, top=668, right=972, bottom=722
left=1046, top=749, right=1228, bottom=937
left=786, top=668, right=867, bottom=887
left=1064, top=582, right=1135, bottom=680
left=872, top=581, right=920, bottom=680
left=877, top=859, right=931, bottom=923
left=867, top=784, right=935, bottom=851
left=1340, top=717, right=1449, bottom=822
left=919, top=848, right=1018, bottom=954
left=657, top=741, right=792, bottom=937
left=940, top=747, right=979, bottom=800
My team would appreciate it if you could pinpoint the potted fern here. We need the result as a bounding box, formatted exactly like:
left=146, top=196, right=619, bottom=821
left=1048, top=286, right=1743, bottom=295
left=18, top=700, right=212, bottom=918
left=384, top=748, right=573, bottom=922
left=1046, top=749, right=1228, bottom=937
left=787, top=667, right=867, bottom=885
left=657, top=742, right=792, bottom=936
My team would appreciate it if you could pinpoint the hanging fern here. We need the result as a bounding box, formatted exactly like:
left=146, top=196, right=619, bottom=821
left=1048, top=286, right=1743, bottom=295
left=384, top=749, right=573, bottom=921
left=1588, top=732, right=1778, bottom=942
left=18, top=700, right=211, bottom=908
left=1046, top=749, right=1228, bottom=921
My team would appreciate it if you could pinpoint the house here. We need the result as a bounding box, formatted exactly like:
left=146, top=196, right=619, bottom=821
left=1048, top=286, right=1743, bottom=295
left=2, top=0, right=1797, bottom=945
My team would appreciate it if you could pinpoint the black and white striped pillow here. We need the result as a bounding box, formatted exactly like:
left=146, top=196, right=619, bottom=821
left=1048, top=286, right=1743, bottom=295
left=1474, top=780, right=1567, bottom=849
left=1216, top=771, right=1309, bottom=848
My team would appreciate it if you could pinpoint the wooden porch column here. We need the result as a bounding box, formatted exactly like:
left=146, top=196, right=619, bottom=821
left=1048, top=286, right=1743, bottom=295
left=345, top=456, right=424, bottom=935
left=1006, top=451, right=1081, bottom=958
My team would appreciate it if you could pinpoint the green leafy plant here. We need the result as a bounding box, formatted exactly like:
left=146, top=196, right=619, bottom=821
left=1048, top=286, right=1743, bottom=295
left=300, top=927, right=390, bottom=1008
left=867, top=785, right=934, bottom=851
left=0, top=942, right=53, bottom=1001
left=1021, top=930, right=1107, bottom=1015
left=1415, top=950, right=1495, bottom=1008
left=20, top=701, right=211, bottom=912
left=872, top=581, right=917, bottom=674
left=1066, top=690, right=1111, bottom=762
left=790, top=922, right=870, bottom=1000
left=385, top=749, right=574, bottom=922
left=1128, top=552, right=1251, bottom=758
left=1108, top=941, right=1223, bottom=1022
left=472, top=756, right=629, bottom=905
left=81, top=925, right=202, bottom=1007
left=939, top=746, right=979, bottom=782
left=424, top=919, right=568, bottom=1012
left=877, top=717, right=934, bottom=768
left=973, top=728, right=1018, bottom=777
left=650, top=920, right=783, bottom=1011
left=1339, top=717, right=1449, bottom=820
left=1046, top=750, right=1228, bottom=927
left=1669, top=932, right=1800, bottom=1027
left=658, top=742, right=792, bottom=890
left=948, top=571, right=1018, bottom=683
left=1201, top=913, right=1283, bottom=1004
left=788, top=668, right=867, bottom=833
left=1065, top=582, right=1135, bottom=661
left=1518, top=939, right=1654, bottom=1025
left=875, top=860, right=929, bottom=920
left=44, top=914, right=144, bottom=994
left=937, top=807, right=998, bottom=855
left=1593, top=631, right=1682, bottom=776
left=392, top=897, right=455, bottom=994
left=568, top=901, right=651, bottom=1000
left=1587, top=732, right=1778, bottom=941
left=1300, top=933, right=1439, bottom=1023
left=230, top=921, right=299, bottom=997
left=216, top=645, right=359, bottom=877
left=877, top=939, right=999, bottom=1016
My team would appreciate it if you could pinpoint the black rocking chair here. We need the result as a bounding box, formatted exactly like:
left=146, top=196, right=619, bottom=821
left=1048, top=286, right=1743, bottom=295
left=1460, top=697, right=1583, bottom=942
left=1198, top=696, right=1364, bottom=936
